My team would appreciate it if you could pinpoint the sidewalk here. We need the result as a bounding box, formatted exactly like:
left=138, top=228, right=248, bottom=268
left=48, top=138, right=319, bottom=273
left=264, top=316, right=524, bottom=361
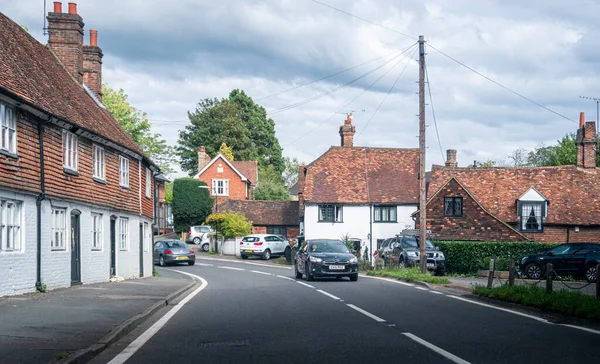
left=0, top=269, right=196, bottom=364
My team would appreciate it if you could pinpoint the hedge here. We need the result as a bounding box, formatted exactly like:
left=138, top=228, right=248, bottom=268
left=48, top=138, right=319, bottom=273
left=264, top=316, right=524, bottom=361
left=434, top=241, right=559, bottom=274
left=172, top=178, right=213, bottom=233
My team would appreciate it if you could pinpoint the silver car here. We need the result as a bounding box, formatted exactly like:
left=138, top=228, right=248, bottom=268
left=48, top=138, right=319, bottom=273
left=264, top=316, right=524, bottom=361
left=187, top=225, right=213, bottom=252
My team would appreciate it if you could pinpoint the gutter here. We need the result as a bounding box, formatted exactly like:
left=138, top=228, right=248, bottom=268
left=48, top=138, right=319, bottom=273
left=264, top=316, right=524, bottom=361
left=35, top=122, right=47, bottom=292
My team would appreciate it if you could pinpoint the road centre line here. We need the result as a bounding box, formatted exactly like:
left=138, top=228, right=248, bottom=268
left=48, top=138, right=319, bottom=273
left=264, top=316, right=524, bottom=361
left=316, top=289, right=341, bottom=300
left=250, top=270, right=272, bottom=276
left=196, top=257, right=292, bottom=270
left=108, top=271, right=208, bottom=364
left=218, top=266, right=245, bottom=271
left=402, top=332, right=471, bottom=364
left=196, top=263, right=213, bottom=266
left=346, top=304, right=386, bottom=323
left=296, top=281, right=315, bottom=289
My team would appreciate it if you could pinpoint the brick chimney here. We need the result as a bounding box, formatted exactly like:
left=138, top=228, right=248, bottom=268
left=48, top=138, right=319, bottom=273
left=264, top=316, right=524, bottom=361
left=83, top=29, right=103, bottom=100
left=339, top=114, right=356, bottom=147
left=576, top=112, right=597, bottom=169
left=47, top=2, right=85, bottom=83
left=197, top=146, right=210, bottom=174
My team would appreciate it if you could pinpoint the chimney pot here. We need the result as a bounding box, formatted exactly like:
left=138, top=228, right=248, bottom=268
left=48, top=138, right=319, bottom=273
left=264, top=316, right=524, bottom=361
left=68, top=2, right=77, bottom=14
left=445, top=149, right=458, bottom=167
left=90, top=29, right=97, bottom=46
left=53, top=2, right=62, bottom=13
left=339, top=115, right=356, bottom=147
left=580, top=112, right=585, bottom=129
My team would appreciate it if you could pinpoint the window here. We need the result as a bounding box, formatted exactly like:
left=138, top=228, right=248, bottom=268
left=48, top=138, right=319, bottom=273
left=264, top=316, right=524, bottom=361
left=51, top=208, right=67, bottom=250
left=212, top=179, right=229, bottom=196
left=549, top=244, right=571, bottom=256
left=267, top=226, right=287, bottom=238
left=519, top=202, right=544, bottom=232
left=444, top=197, right=463, bottom=217
left=118, top=217, right=129, bottom=250
left=119, top=156, right=129, bottom=188
left=374, top=206, right=397, bottom=222
left=0, top=102, right=17, bottom=154
left=318, top=205, right=343, bottom=222
left=91, top=213, right=103, bottom=250
left=93, top=145, right=105, bottom=180
left=0, top=199, right=22, bottom=251
left=143, top=222, right=150, bottom=252
left=145, top=168, right=151, bottom=198
left=62, top=131, right=78, bottom=170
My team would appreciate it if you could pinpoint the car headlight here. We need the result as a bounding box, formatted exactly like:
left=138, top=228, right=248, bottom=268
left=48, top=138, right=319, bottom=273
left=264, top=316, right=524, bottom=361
left=310, top=256, right=322, bottom=263
left=437, top=252, right=445, bottom=259
left=349, top=256, right=358, bottom=263
left=407, top=251, right=419, bottom=258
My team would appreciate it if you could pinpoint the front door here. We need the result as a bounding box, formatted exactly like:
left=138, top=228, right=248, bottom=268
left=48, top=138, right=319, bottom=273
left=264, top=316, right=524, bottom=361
left=110, top=217, right=117, bottom=277
left=70, top=212, right=81, bottom=284
left=139, top=223, right=144, bottom=277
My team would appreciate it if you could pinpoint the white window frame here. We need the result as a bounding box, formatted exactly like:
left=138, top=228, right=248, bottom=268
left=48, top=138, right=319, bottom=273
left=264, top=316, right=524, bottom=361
left=119, top=156, right=130, bottom=188
left=91, top=213, right=103, bottom=251
left=62, top=131, right=78, bottom=171
left=212, top=179, right=229, bottom=196
left=374, top=205, right=397, bottom=222
left=0, top=102, right=17, bottom=154
left=0, top=199, right=22, bottom=252
left=318, top=204, right=343, bottom=223
left=145, top=168, right=151, bottom=198
left=118, top=217, right=129, bottom=251
left=143, top=222, right=150, bottom=252
left=93, top=144, right=105, bottom=180
left=51, top=207, right=67, bottom=250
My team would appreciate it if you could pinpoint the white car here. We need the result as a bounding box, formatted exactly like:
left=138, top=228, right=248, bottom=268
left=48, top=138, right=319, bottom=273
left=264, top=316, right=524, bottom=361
left=239, top=234, right=288, bottom=260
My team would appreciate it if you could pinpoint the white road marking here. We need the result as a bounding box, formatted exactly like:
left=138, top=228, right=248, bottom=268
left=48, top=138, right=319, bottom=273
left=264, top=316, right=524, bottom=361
left=276, top=275, right=296, bottom=281
left=316, top=289, right=341, bottom=300
left=250, top=270, right=272, bottom=276
left=196, top=263, right=213, bottom=267
left=361, top=275, right=415, bottom=286
left=429, top=291, right=444, bottom=295
left=403, top=332, right=471, bottom=364
left=218, top=266, right=245, bottom=271
left=196, top=257, right=292, bottom=270
left=346, top=304, right=386, bottom=323
left=296, top=281, right=315, bottom=288
left=558, top=324, right=600, bottom=335
left=414, top=286, right=429, bottom=291
left=107, top=271, right=208, bottom=364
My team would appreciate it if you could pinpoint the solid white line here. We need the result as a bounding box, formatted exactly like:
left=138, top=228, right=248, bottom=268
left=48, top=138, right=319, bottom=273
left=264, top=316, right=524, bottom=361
left=296, top=281, right=315, bottom=288
left=276, top=275, right=296, bottom=281
left=447, top=295, right=549, bottom=323
left=346, top=304, right=386, bottom=323
left=414, top=286, right=429, bottom=291
left=558, top=324, right=600, bottom=335
left=250, top=270, right=272, bottom=276
left=361, top=275, right=415, bottom=286
left=196, top=257, right=292, bottom=270
left=218, top=266, right=245, bottom=271
left=108, top=271, right=208, bottom=364
left=429, top=291, right=444, bottom=295
left=403, top=332, right=471, bottom=364
left=316, top=289, right=341, bottom=300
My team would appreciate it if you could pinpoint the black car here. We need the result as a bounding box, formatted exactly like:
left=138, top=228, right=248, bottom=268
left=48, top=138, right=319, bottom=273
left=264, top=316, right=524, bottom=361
left=295, top=239, right=359, bottom=281
left=389, top=235, right=446, bottom=276
left=520, top=242, right=599, bottom=282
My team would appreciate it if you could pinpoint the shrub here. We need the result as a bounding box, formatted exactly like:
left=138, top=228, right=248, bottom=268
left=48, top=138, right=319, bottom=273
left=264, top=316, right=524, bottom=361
left=172, top=178, right=213, bottom=233
left=205, top=211, right=252, bottom=239
left=367, top=267, right=451, bottom=285
left=434, top=241, right=559, bottom=275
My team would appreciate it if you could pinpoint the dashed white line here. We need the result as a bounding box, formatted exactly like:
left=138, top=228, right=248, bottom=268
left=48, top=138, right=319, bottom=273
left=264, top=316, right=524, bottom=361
left=218, top=266, right=245, bottom=271
left=414, top=286, right=429, bottom=291
left=429, top=290, right=444, bottom=295
left=316, top=289, right=341, bottom=300
left=403, top=332, right=471, bottom=364
left=276, top=275, right=296, bottom=281
left=250, top=270, right=272, bottom=276
left=296, top=281, right=315, bottom=289
left=196, top=257, right=292, bottom=270
left=346, top=304, right=386, bottom=323
left=196, top=263, right=213, bottom=267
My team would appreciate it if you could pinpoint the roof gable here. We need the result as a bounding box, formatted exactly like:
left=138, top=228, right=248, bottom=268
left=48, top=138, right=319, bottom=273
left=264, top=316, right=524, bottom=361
left=518, top=187, right=547, bottom=202
left=195, top=154, right=248, bottom=182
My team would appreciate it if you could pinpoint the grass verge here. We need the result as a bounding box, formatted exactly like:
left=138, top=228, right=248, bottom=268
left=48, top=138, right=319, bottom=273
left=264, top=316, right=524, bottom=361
left=366, top=267, right=451, bottom=285
left=473, top=285, right=600, bottom=321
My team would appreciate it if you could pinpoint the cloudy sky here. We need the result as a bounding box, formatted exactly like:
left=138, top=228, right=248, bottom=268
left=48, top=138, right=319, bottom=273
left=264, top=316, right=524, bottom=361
left=3, top=0, right=599, bottom=177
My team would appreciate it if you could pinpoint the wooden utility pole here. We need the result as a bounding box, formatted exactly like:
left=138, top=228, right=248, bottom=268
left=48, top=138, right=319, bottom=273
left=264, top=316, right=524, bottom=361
left=418, top=35, right=427, bottom=273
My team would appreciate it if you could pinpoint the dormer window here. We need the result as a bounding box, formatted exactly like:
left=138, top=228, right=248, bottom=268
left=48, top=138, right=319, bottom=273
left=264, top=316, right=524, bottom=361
left=517, top=188, right=547, bottom=232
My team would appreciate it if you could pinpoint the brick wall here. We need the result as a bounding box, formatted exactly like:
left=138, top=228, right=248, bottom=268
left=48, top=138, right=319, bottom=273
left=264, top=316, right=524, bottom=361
left=198, top=156, right=249, bottom=201
left=286, top=227, right=300, bottom=239
left=521, top=225, right=600, bottom=243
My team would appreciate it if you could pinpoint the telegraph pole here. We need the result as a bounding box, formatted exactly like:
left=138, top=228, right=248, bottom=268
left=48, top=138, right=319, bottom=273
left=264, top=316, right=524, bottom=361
left=418, top=35, right=427, bottom=273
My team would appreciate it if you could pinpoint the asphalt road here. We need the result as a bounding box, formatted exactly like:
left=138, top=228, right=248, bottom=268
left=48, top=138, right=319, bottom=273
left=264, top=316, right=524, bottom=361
left=98, top=257, right=598, bottom=364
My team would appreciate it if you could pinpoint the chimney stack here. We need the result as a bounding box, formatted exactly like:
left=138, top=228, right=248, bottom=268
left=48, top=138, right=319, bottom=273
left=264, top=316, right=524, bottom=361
left=83, top=29, right=103, bottom=100
left=197, top=146, right=210, bottom=174
left=576, top=112, right=597, bottom=169
left=47, top=2, right=84, bottom=83
left=445, top=149, right=458, bottom=167
left=339, top=114, right=356, bottom=147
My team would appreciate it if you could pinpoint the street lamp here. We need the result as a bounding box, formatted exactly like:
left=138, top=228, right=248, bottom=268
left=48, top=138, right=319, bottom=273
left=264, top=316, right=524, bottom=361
left=579, top=96, right=599, bottom=136
left=199, top=185, right=219, bottom=254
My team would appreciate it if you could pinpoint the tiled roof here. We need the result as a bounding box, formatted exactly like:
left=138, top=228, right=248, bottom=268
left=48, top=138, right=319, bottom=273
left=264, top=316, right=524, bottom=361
left=232, top=161, right=258, bottom=185
left=428, top=165, right=600, bottom=225
left=217, top=200, right=299, bottom=226
left=0, top=13, right=146, bottom=158
left=302, top=147, right=419, bottom=204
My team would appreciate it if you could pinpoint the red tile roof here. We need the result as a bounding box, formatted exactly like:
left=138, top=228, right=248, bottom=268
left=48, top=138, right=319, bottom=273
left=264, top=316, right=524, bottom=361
left=0, top=12, right=147, bottom=158
left=302, top=147, right=419, bottom=204
left=218, top=200, right=299, bottom=226
left=232, top=161, right=258, bottom=185
left=428, top=165, right=600, bottom=225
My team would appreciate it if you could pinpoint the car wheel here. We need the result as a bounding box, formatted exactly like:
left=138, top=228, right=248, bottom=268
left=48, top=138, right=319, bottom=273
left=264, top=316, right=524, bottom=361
left=525, top=263, right=542, bottom=280
left=188, top=261, right=195, bottom=266
left=201, top=243, right=210, bottom=252
left=284, top=246, right=292, bottom=263
left=295, top=263, right=303, bottom=279
left=262, top=249, right=271, bottom=260
left=585, top=265, right=597, bottom=283
left=159, top=255, right=166, bottom=267
left=193, top=237, right=201, bottom=245
left=241, top=254, right=248, bottom=260
left=399, top=256, right=406, bottom=268
left=350, top=274, right=358, bottom=282
left=305, top=263, right=314, bottom=281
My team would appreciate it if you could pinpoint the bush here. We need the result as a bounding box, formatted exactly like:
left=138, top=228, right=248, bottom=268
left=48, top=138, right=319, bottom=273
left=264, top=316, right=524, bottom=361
left=367, top=267, right=451, bottom=285
left=434, top=241, right=559, bottom=275
left=205, top=211, right=252, bottom=239
left=172, top=178, right=213, bottom=233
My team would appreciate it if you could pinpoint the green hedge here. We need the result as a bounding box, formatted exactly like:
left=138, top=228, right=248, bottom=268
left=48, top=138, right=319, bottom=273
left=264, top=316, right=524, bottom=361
left=434, top=241, right=559, bottom=274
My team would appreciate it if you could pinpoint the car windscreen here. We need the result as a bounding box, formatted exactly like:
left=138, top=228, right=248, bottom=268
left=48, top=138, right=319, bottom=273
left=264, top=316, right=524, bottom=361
left=308, top=240, right=349, bottom=253
left=402, top=238, right=434, bottom=249
left=165, top=241, right=187, bottom=249
left=242, top=237, right=260, bottom=242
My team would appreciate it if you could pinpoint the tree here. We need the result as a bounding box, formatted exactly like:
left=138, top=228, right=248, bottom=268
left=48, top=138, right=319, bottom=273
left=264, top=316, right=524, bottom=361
left=219, top=142, right=234, bottom=161
left=508, top=148, right=528, bottom=167
left=283, top=157, right=301, bottom=189
left=102, top=84, right=177, bottom=174
left=253, top=165, right=290, bottom=201
left=164, top=182, right=173, bottom=204
left=205, top=212, right=252, bottom=240
left=474, top=159, right=497, bottom=168
left=172, top=178, right=213, bottom=233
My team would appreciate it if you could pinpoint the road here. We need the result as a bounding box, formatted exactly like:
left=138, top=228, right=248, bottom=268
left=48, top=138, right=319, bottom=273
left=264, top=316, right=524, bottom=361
left=95, top=256, right=598, bottom=364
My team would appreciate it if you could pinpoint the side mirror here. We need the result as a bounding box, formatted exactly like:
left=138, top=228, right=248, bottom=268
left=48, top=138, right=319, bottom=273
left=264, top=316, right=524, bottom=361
left=351, top=250, right=357, bottom=254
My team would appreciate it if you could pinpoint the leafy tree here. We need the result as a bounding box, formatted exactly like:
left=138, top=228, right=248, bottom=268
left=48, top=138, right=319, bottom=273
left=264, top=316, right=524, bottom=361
left=102, top=84, right=176, bottom=174
left=219, top=142, right=234, bottom=161
left=283, top=157, right=301, bottom=189
left=474, top=159, right=497, bottom=168
left=172, top=178, right=213, bottom=233
left=253, top=165, right=290, bottom=201
left=164, top=182, right=173, bottom=204
left=508, top=148, right=528, bottom=167
left=206, top=212, right=252, bottom=239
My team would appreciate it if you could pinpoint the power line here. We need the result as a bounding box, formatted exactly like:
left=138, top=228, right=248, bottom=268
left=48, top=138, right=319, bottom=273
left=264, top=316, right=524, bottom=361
left=354, top=46, right=417, bottom=143
left=284, top=43, right=419, bottom=147
left=425, top=62, right=445, bottom=162
left=267, top=43, right=417, bottom=115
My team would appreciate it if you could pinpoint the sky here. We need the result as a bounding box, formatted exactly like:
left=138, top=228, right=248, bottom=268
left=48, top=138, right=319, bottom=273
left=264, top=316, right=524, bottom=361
left=3, top=0, right=599, bottom=178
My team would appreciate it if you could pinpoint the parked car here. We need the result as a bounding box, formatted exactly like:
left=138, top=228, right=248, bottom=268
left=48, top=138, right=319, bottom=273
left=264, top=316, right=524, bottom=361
left=520, top=242, right=599, bottom=282
left=239, top=234, right=288, bottom=260
left=295, top=239, right=359, bottom=281
left=154, top=240, right=196, bottom=266
left=186, top=225, right=213, bottom=252
left=389, top=235, right=446, bottom=276
left=380, top=237, right=396, bottom=263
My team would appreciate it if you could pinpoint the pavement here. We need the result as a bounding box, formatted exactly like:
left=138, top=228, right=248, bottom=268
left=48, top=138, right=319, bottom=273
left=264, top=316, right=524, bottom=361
left=0, top=269, right=197, bottom=364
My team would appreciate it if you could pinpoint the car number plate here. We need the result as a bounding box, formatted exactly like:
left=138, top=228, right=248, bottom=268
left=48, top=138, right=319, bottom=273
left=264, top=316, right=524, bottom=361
left=177, top=255, right=187, bottom=260
left=427, top=263, right=435, bottom=268
left=329, top=265, right=345, bottom=270
left=245, top=250, right=253, bottom=253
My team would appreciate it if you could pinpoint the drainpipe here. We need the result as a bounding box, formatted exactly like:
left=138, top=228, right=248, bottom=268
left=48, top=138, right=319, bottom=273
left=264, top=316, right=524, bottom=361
left=36, top=123, right=47, bottom=292
left=369, top=205, right=373, bottom=264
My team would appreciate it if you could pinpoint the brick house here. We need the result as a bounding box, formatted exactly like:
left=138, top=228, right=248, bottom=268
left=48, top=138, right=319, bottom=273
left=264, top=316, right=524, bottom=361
left=416, top=114, right=600, bottom=243
left=0, top=4, right=162, bottom=297
left=193, top=146, right=258, bottom=202
left=298, top=114, right=419, bottom=255
left=217, top=199, right=300, bottom=239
